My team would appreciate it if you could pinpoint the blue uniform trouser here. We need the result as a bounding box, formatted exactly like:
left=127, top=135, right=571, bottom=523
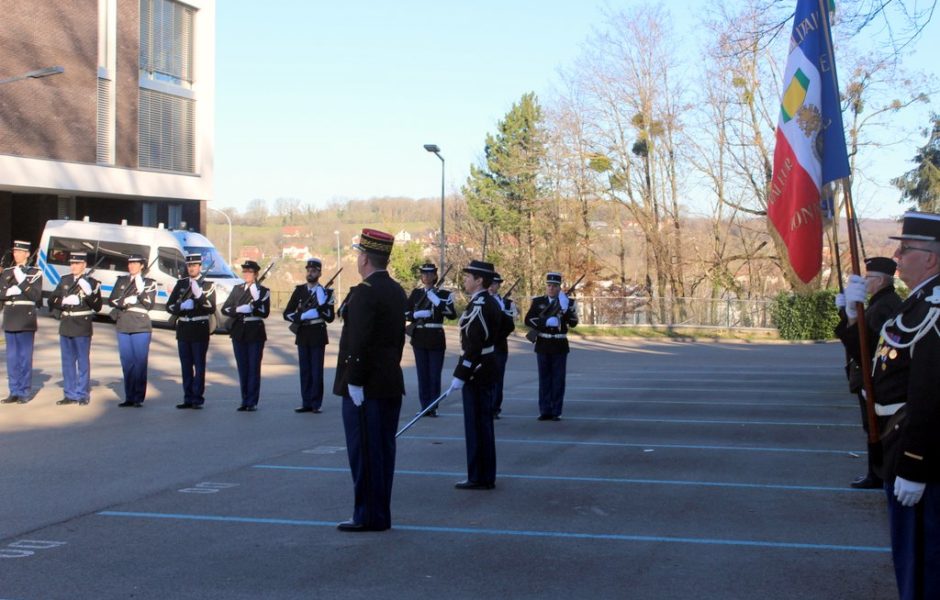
left=117, top=332, right=151, bottom=404
left=462, top=381, right=497, bottom=486
left=232, top=340, right=264, bottom=407
left=342, top=395, right=402, bottom=530
left=298, top=344, right=325, bottom=410
left=60, top=335, right=91, bottom=401
left=413, top=347, right=444, bottom=410
left=177, top=340, right=209, bottom=406
left=493, top=350, right=509, bottom=413
left=886, top=480, right=940, bottom=600
left=4, top=331, right=34, bottom=397
left=537, top=352, right=568, bottom=417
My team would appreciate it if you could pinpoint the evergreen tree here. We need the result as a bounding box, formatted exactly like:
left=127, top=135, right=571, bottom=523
left=893, top=114, right=940, bottom=213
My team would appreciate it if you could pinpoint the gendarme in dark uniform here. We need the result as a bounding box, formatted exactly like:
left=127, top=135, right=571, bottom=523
left=283, top=257, right=336, bottom=413
left=861, top=212, right=940, bottom=600
left=109, top=254, right=157, bottom=407
left=405, top=262, right=457, bottom=416
left=525, top=271, right=579, bottom=421
left=333, top=228, right=407, bottom=532
left=166, top=253, right=217, bottom=409
left=0, top=240, right=42, bottom=404
left=451, top=260, right=503, bottom=490
left=221, top=260, right=271, bottom=411
left=489, top=272, right=516, bottom=418
left=834, top=256, right=902, bottom=488
left=48, top=252, right=102, bottom=406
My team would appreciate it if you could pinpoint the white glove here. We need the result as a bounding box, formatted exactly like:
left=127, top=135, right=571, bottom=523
left=249, top=283, right=260, bottom=301
left=545, top=316, right=561, bottom=328
left=6, top=284, right=22, bottom=296
left=190, top=279, right=203, bottom=298
left=450, top=378, right=465, bottom=391
left=77, top=278, right=92, bottom=295
left=125, top=295, right=138, bottom=305
left=426, top=289, right=441, bottom=307
left=348, top=385, right=365, bottom=407
left=300, top=308, right=319, bottom=320
left=236, top=304, right=252, bottom=314
left=62, top=294, right=81, bottom=306
left=315, top=287, right=327, bottom=305
left=834, top=293, right=846, bottom=310
left=413, top=309, right=433, bottom=319
left=894, top=476, right=926, bottom=507
left=134, top=274, right=145, bottom=290
left=845, top=276, right=866, bottom=320
left=180, top=298, right=195, bottom=311
left=558, top=291, right=569, bottom=312
left=13, top=267, right=26, bottom=284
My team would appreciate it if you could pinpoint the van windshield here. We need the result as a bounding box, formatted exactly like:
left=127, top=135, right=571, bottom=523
left=183, top=246, right=236, bottom=278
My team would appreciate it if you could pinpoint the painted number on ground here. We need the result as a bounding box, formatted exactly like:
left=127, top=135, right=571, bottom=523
left=178, top=482, right=239, bottom=494
left=0, top=540, right=66, bottom=559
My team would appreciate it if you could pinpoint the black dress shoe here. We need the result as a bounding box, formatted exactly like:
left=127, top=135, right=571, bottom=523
left=537, top=415, right=551, bottom=421
left=455, top=480, right=495, bottom=490
left=551, top=416, right=561, bottom=421
left=16, top=397, right=29, bottom=404
left=427, top=409, right=438, bottom=417
left=246, top=406, right=257, bottom=412
left=77, top=399, right=89, bottom=406
left=191, top=404, right=203, bottom=410
left=337, top=520, right=369, bottom=532
left=56, top=398, right=75, bottom=405
left=851, top=474, right=883, bottom=489
left=176, top=403, right=193, bottom=409
left=312, top=408, right=322, bottom=413
left=295, top=407, right=313, bottom=413
left=1, top=395, right=19, bottom=404
left=236, top=406, right=248, bottom=412
left=494, top=413, right=501, bottom=420
left=133, top=402, right=143, bottom=407
left=118, top=401, right=135, bottom=407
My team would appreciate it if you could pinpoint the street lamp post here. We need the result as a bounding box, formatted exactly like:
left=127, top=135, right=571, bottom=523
left=0, top=66, right=64, bottom=86
left=423, top=144, right=445, bottom=273
left=208, top=206, right=232, bottom=267
left=334, top=230, right=342, bottom=304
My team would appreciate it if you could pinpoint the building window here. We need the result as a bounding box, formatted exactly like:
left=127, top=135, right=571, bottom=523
left=139, top=0, right=194, bottom=86
left=142, top=202, right=157, bottom=227
left=168, top=204, right=182, bottom=229
left=139, top=88, right=195, bottom=172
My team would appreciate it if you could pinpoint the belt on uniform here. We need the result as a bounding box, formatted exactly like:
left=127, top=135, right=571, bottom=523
left=481, top=346, right=495, bottom=355
left=301, top=318, right=325, bottom=325
left=126, top=307, right=149, bottom=314
left=6, top=300, right=36, bottom=306
left=538, top=333, right=567, bottom=339
left=62, top=310, right=94, bottom=317
left=416, top=323, right=443, bottom=329
left=875, top=402, right=905, bottom=417
left=178, top=315, right=210, bottom=322
left=243, top=316, right=264, bottom=322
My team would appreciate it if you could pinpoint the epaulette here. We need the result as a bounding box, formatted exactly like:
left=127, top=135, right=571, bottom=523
left=361, top=281, right=372, bottom=287
left=472, top=296, right=486, bottom=305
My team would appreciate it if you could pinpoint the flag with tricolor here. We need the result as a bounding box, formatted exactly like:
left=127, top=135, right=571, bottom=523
left=768, top=0, right=849, bottom=283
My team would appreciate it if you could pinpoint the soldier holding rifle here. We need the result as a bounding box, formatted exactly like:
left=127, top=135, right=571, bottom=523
left=332, top=229, right=407, bottom=532
left=166, top=253, right=216, bottom=409
left=0, top=240, right=41, bottom=405
left=283, top=258, right=337, bottom=413
left=221, top=260, right=272, bottom=412
left=48, top=252, right=102, bottom=406
left=405, top=263, right=456, bottom=417
left=489, top=273, right=518, bottom=419
left=525, top=272, right=580, bottom=421
left=109, top=254, right=157, bottom=407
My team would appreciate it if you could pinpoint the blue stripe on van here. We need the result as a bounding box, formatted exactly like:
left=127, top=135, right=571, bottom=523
left=38, top=250, right=60, bottom=285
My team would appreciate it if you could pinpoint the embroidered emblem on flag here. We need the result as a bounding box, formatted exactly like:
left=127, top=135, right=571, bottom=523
left=781, top=68, right=810, bottom=123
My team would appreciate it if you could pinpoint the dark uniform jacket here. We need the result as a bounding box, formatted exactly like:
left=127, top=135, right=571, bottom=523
left=48, top=274, right=103, bottom=337
left=0, top=264, right=42, bottom=332
left=221, top=283, right=271, bottom=342
left=492, top=295, right=516, bottom=353
left=405, top=287, right=457, bottom=349
left=166, top=277, right=217, bottom=342
left=283, top=283, right=336, bottom=346
left=835, top=284, right=903, bottom=367
left=453, top=290, right=502, bottom=384
left=867, top=274, right=940, bottom=483
left=332, top=270, right=407, bottom=399
left=109, top=274, right=156, bottom=333
left=525, top=294, right=579, bottom=354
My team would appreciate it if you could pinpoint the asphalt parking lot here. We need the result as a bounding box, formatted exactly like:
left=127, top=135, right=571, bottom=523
left=0, top=318, right=893, bottom=599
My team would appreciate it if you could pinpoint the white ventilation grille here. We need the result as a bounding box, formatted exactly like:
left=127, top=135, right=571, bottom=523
left=96, top=77, right=113, bottom=165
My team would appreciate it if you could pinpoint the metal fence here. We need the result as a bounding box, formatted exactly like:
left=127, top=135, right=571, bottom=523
left=576, top=296, right=775, bottom=329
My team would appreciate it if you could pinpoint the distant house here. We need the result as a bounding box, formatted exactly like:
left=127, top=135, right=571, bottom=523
left=282, top=245, right=311, bottom=261
left=281, top=226, right=304, bottom=239
left=395, top=229, right=413, bottom=242
left=239, top=246, right=264, bottom=262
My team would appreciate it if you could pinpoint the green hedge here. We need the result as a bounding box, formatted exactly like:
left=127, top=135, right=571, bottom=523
left=771, top=290, right=840, bottom=340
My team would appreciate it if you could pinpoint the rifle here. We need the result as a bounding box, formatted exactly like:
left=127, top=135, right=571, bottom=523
left=501, top=279, right=521, bottom=302
left=224, top=260, right=277, bottom=330
left=168, top=258, right=216, bottom=328
left=109, top=255, right=160, bottom=319
left=288, top=268, right=343, bottom=334
left=405, top=264, right=453, bottom=337
left=525, top=274, right=585, bottom=343
left=52, top=255, right=107, bottom=319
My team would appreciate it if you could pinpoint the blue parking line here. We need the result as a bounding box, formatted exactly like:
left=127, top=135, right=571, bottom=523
left=96, top=510, right=889, bottom=553
left=437, top=412, right=857, bottom=428
left=510, top=398, right=853, bottom=409
left=403, top=435, right=864, bottom=455
left=513, top=385, right=845, bottom=396
left=251, top=465, right=880, bottom=494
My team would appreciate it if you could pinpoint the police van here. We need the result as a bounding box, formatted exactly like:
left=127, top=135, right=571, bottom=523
left=37, top=218, right=241, bottom=326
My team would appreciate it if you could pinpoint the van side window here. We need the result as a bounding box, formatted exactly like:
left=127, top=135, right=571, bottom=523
left=158, top=247, right=186, bottom=278
left=46, top=237, right=149, bottom=271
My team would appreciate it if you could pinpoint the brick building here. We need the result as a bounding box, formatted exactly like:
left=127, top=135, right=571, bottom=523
left=0, top=0, right=215, bottom=250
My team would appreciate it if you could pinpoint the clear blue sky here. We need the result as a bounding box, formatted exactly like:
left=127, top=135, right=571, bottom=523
left=214, top=1, right=939, bottom=218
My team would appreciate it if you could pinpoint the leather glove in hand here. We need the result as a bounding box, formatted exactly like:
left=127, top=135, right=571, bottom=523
left=545, top=316, right=561, bottom=328
left=77, top=278, right=92, bottom=295
left=249, top=283, right=260, bottom=301
left=315, top=287, right=327, bottom=305
left=6, top=284, right=22, bottom=296
left=125, top=295, right=138, bottom=305
left=300, top=308, right=319, bottom=320
left=413, top=309, right=433, bottom=319
left=179, top=298, right=195, bottom=311
left=236, top=304, right=252, bottom=314
left=13, top=267, right=26, bottom=284
left=134, top=274, right=145, bottom=290
left=558, top=291, right=569, bottom=312
left=62, top=294, right=81, bottom=306
left=426, top=289, right=441, bottom=306
left=844, top=275, right=866, bottom=319
left=450, top=378, right=465, bottom=391
left=834, top=293, right=846, bottom=309
left=348, top=385, right=365, bottom=407
left=189, top=279, right=203, bottom=298
left=894, top=476, right=926, bottom=507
